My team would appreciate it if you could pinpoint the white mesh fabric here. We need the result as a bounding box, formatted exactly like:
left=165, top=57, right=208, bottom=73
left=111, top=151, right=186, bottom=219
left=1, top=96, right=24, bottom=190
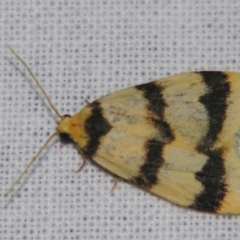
left=1, top=1, right=240, bottom=239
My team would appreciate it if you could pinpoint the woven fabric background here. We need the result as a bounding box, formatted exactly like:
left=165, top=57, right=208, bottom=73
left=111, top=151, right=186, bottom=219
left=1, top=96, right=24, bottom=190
left=1, top=1, right=240, bottom=239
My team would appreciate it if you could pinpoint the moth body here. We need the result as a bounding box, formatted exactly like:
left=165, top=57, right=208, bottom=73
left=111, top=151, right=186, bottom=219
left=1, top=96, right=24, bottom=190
left=57, top=71, right=240, bottom=214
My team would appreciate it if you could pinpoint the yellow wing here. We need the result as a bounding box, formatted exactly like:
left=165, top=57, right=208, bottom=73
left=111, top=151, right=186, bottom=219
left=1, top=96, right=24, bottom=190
left=58, top=71, right=240, bottom=214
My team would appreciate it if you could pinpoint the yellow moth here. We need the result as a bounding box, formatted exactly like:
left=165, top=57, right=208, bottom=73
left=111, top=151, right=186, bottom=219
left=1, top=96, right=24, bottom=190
left=5, top=46, right=240, bottom=214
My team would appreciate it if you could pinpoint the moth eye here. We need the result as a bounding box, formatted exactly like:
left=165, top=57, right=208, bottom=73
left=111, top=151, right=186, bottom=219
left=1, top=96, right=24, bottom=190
left=59, top=132, right=74, bottom=144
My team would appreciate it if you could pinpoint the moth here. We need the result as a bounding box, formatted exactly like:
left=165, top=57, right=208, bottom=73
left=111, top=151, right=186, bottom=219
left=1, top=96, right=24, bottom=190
left=5, top=46, right=240, bottom=214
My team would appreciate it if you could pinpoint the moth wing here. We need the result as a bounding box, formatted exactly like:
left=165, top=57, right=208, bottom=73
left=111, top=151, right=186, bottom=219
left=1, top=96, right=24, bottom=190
left=151, top=144, right=240, bottom=213
left=77, top=71, right=240, bottom=214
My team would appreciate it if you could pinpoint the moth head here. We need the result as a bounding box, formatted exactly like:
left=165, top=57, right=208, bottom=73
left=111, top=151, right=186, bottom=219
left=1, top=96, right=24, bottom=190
left=57, top=114, right=75, bottom=144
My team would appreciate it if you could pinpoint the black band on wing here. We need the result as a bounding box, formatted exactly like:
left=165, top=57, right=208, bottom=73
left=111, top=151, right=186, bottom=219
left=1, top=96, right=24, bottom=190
left=83, top=101, right=112, bottom=158
left=136, top=83, right=174, bottom=143
left=132, top=139, right=165, bottom=188
left=190, top=71, right=230, bottom=212
left=132, top=82, right=174, bottom=189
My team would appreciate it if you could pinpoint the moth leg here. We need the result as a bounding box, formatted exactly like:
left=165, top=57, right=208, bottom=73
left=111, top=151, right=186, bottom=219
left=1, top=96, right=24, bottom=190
left=76, top=146, right=87, bottom=173
left=111, top=177, right=119, bottom=193
left=76, top=155, right=87, bottom=173
left=84, top=99, right=91, bottom=105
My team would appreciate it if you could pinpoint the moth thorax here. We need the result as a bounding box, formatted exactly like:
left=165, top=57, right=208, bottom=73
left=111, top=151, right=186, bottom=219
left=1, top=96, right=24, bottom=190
left=57, top=112, right=88, bottom=148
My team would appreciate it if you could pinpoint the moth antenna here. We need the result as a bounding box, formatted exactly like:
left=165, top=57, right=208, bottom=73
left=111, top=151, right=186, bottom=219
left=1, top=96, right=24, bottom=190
left=7, top=45, right=62, bottom=119
left=110, top=177, right=119, bottom=193
left=5, top=45, right=62, bottom=197
left=4, top=132, right=58, bottom=197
